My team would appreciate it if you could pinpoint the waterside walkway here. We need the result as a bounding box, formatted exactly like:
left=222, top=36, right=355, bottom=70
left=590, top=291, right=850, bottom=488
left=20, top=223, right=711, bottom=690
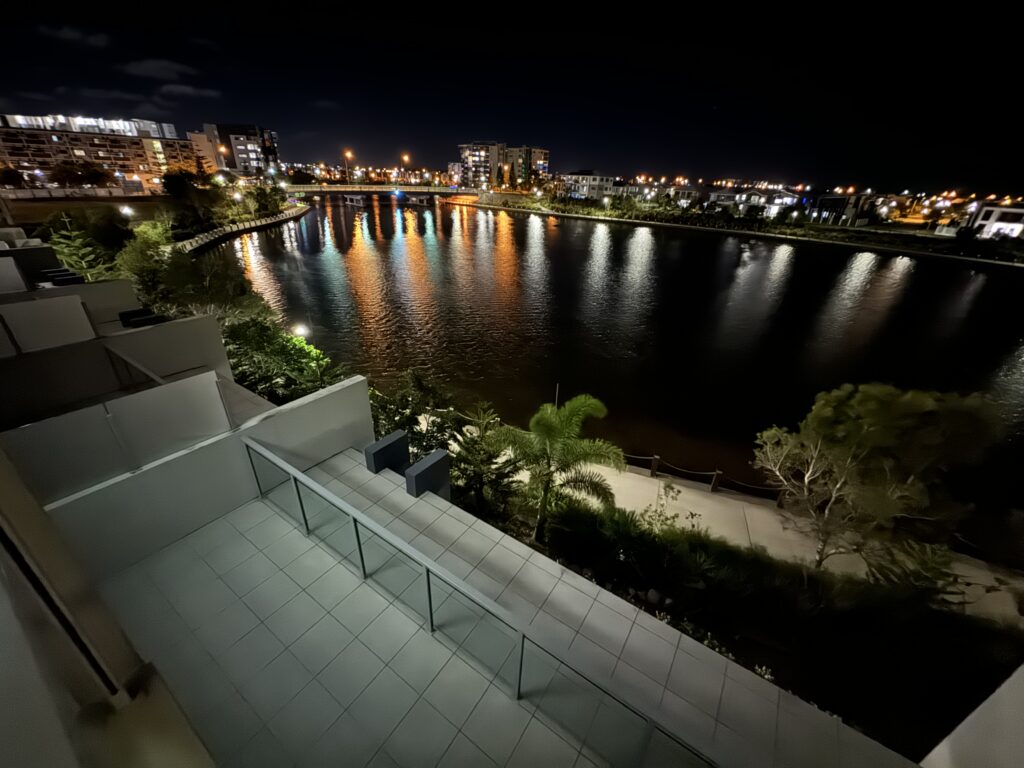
left=596, top=465, right=1024, bottom=628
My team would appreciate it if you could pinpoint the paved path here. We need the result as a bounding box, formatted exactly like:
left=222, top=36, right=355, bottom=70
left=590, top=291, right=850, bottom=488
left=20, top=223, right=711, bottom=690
left=597, top=465, right=1024, bottom=629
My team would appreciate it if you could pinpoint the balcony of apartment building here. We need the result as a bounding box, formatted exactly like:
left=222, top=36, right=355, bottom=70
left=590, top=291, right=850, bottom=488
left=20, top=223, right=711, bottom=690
left=0, top=281, right=271, bottom=508
left=0, top=272, right=936, bottom=767
left=2, top=307, right=922, bottom=768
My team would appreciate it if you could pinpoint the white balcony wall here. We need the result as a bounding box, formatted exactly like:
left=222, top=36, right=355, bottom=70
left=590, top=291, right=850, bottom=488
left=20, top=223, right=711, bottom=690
left=105, top=371, right=230, bottom=467
left=2, top=372, right=231, bottom=505
left=244, top=376, right=375, bottom=469
left=922, top=663, right=1024, bottom=768
left=0, top=296, right=95, bottom=352
left=0, top=257, right=27, bottom=294
left=45, top=376, right=375, bottom=580
left=103, top=315, right=231, bottom=379
left=1, top=406, right=124, bottom=503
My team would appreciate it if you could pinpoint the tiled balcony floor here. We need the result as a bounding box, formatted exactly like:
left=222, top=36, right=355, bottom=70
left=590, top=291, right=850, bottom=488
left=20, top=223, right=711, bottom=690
left=98, top=447, right=912, bottom=768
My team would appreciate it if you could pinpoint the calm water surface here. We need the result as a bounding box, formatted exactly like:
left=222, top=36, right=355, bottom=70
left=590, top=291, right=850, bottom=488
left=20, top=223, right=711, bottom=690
left=219, top=200, right=1024, bottom=481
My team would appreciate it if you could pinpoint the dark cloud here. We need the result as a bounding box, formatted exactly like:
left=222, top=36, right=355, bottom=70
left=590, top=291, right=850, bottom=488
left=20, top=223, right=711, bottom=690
left=80, top=88, right=146, bottom=101
left=16, top=91, right=54, bottom=101
left=312, top=99, right=340, bottom=110
left=38, top=25, right=109, bottom=47
left=131, top=100, right=172, bottom=118
left=121, top=59, right=198, bottom=81
left=158, top=84, right=221, bottom=99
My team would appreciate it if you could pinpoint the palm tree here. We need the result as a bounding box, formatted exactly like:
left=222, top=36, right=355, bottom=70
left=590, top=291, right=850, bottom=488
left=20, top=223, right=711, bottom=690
left=493, top=394, right=624, bottom=543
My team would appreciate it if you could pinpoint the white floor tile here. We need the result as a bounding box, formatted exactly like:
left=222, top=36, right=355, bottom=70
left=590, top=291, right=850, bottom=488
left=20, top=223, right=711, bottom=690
left=266, top=592, right=326, bottom=646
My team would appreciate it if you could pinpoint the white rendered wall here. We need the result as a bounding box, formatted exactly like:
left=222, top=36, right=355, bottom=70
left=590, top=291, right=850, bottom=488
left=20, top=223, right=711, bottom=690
left=0, top=256, right=26, bottom=293
left=0, top=296, right=95, bottom=352
left=244, top=376, right=375, bottom=470
left=1, top=406, right=125, bottom=503
left=922, top=663, right=1024, bottom=768
left=47, top=433, right=257, bottom=579
left=105, top=371, right=230, bottom=466
left=103, top=315, right=231, bottom=379
left=2, top=372, right=233, bottom=504
left=46, top=376, right=375, bottom=579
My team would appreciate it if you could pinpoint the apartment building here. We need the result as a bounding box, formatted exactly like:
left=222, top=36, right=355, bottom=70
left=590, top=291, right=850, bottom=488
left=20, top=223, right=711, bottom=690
left=458, top=141, right=550, bottom=188
left=199, top=123, right=280, bottom=175
left=0, top=114, right=198, bottom=191
left=563, top=171, right=615, bottom=200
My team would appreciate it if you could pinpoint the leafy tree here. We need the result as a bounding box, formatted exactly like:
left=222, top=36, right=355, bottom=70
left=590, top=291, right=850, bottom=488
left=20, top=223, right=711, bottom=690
left=48, top=160, right=113, bottom=187
left=754, top=383, right=1001, bottom=569
left=0, top=165, right=25, bottom=188
left=161, top=248, right=252, bottom=307
left=493, top=394, right=625, bottom=543
left=161, top=169, right=229, bottom=238
left=369, top=371, right=463, bottom=459
left=495, top=165, right=505, bottom=187
left=115, top=218, right=174, bottom=302
left=223, top=316, right=344, bottom=403
left=249, top=186, right=285, bottom=217
left=450, top=405, right=523, bottom=519
left=288, top=169, right=317, bottom=185
left=48, top=214, right=116, bottom=281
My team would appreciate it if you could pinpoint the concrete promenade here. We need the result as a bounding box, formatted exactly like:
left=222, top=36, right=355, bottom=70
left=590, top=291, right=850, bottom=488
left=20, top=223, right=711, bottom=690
left=597, top=465, right=1024, bottom=628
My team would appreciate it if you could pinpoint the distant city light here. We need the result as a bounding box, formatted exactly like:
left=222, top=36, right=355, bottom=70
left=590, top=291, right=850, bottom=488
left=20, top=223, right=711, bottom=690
left=232, top=192, right=243, bottom=201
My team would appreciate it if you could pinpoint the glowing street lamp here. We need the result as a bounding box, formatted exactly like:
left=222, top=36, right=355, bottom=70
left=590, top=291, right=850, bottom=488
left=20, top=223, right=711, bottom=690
left=119, top=205, right=134, bottom=217
left=292, top=324, right=309, bottom=337
left=343, top=149, right=353, bottom=182
left=400, top=153, right=410, bottom=182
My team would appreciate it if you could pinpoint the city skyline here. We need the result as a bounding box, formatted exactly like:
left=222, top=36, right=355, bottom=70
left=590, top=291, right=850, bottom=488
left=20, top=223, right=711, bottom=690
left=1, top=22, right=1020, bottom=192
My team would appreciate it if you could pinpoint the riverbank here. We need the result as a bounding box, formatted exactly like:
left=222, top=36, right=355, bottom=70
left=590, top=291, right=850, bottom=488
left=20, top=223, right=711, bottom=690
left=175, top=204, right=310, bottom=253
left=440, top=198, right=1022, bottom=270
left=598, top=463, right=1024, bottom=628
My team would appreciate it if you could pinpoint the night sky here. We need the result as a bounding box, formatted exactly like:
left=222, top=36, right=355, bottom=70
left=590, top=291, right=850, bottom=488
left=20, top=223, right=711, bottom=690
left=2, top=20, right=1019, bottom=193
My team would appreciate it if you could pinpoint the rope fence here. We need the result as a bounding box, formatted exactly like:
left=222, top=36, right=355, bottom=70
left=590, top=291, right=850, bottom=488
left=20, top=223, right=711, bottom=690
left=622, top=452, right=782, bottom=503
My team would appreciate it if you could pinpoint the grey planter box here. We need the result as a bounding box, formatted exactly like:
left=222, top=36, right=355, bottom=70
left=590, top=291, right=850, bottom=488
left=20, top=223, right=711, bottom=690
left=405, top=449, right=450, bottom=500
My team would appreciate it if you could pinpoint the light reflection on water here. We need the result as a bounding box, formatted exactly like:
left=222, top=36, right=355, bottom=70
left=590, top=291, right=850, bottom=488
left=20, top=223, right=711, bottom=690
left=215, top=201, right=1024, bottom=474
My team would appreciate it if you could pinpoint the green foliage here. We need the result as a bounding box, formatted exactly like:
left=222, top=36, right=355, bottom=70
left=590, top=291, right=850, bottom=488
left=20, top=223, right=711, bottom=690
left=48, top=159, right=114, bottom=187
left=754, top=383, right=1001, bottom=569
left=223, top=316, right=345, bottom=404
left=161, top=169, right=230, bottom=239
left=492, top=394, right=624, bottom=543
left=543, top=500, right=1024, bottom=757
left=40, top=207, right=133, bottom=253
left=115, top=218, right=173, bottom=301
left=288, top=169, right=317, bottom=184
left=49, top=214, right=116, bottom=282
left=369, top=371, right=463, bottom=459
left=450, top=405, right=523, bottom=520
left=161, top=248, right=253, bottom=308
left=0, top=165, right=25, bottom=188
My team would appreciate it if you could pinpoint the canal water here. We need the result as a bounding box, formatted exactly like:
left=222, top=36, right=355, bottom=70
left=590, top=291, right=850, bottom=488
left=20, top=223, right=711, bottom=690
left=217, top=199, right=1024, bottom=483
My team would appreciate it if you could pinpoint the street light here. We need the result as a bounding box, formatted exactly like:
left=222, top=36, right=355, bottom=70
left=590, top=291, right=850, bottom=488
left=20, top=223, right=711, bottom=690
left=400, top=153, right=410, bottom=182
left=119, top=205, right=134, bottom=217
left=343, top=149, right=353, bottom=183
left=292, top=324, right=309, bottom=337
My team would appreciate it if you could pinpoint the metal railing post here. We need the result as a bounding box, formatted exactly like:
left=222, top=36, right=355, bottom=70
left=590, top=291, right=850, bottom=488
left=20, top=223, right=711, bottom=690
left=710, top=470, right=722, bottom=492
left=245, top=445, right=263, bottom=495
left=650, top=454, right=660, bottom=478
left=515, top=632, right=526, bottom=700
left=425, top=568, right=435, bottom=632
left=292, top=476, right=310, bottom=535
left=352, top=519, right=368, bottom=578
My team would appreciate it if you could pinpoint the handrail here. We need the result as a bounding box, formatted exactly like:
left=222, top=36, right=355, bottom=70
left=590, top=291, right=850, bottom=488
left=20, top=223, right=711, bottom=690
left=239, top=436, right=716, bottom=767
